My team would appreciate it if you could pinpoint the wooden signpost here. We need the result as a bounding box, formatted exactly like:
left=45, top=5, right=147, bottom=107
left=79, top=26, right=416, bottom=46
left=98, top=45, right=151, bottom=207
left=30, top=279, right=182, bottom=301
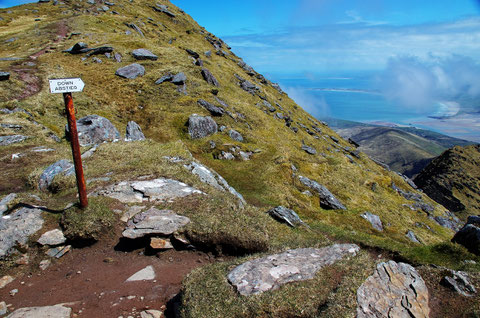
left=49, top=78, right=88, bottom=208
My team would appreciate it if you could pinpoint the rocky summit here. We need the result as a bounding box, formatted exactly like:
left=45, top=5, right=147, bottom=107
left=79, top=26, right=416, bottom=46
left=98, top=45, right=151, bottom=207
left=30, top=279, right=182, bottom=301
left=0, top=1, right=478, bottom=317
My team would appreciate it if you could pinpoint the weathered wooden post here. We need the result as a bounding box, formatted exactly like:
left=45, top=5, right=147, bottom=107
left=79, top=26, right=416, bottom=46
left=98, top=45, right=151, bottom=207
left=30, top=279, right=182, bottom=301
left=49, top=78, right=88, bottom=208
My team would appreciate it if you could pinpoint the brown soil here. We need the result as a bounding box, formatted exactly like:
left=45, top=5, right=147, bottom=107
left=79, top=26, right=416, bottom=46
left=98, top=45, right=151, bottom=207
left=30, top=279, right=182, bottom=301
left=0, top=232, right=215, bottom=317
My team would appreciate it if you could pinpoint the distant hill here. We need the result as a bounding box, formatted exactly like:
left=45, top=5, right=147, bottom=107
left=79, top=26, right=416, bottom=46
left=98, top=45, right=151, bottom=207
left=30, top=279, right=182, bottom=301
left=324, top=118, right=475, bottom=178
left=414, top=144, right=480, bottom=218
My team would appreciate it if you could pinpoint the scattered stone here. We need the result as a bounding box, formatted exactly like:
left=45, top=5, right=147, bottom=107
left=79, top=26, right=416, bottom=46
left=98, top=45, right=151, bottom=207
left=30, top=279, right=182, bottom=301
left=0, top=71, right=10, bottom=81
left=15, top=253, right=29, bottom=265
left=188, top=114, right=217, bottom=139
left=0, top=301, right=6, bottom=316
left=361, top=212, right=383, bottom=231
left=201, top=68, right=219, bottom=86
left=237, top=60, right=255, bottom=75
left=38, top=159, right=74, bottom=190
left=140, top=309, right=163, bottom=318
left=10, top=289, right=18, bottom=296
left=406, top=230, right=421, bottom=243
left=238, top=151, right=252, bottom=161
left=39, top=259, right=51, bottom=270
left=67, top=115, right=120, bottom=146
left=0, top=193, right=17, bottom=215
left=114, top=52, right=122, bottom=63
left=123, top=207, right=190, bottom=239
left=0, top=207, right=44, bottom=258
left=432, top=211, right=460, bottom=231
left=227, top=244, right=359, bottom=296
left=185, top=49, right=199, bottom=59
left=37, top=229, right=66, bottom=246
left=0, top=135, right=28, bottom=146
left=46, top=245, right=71, bottom=258
left=197, top=99, right=224, bottom=116
left=267, top=206, right=304, bottom=227
left=171, top=72, right=187, bottom=85
left=150, top=237, right=173, bottom=249
left=301, top=144, right=316, bottom=155
left=126, top=265, right=155, bottom=282
left=115, top=63, right=145, bottom=79
left=81, top=144, right=98, bottom=159
left=132, top=49, right=158, bottom=61
left=219, top=151, right=234, bottom=160
left=452, top=216, right=480, bottom=255
left=441, top=270, right=476, bottom=297
left=0, top=275, right=14, bottom=289
left=92, top=57, right=102, bottom=63
left=152, top=4, right=175, bottom=17
left=121, top=205, right=144, bottom=222
left=391, top=182, right=422, bottom=202
left=6, top=304, right=71, bottom=318
left=125, top=23, right=144, bottom=37
left=125, top=121, right=145, bottom=141
left=271, top=83, right=284, bottom=94
left=299, top=175, right=346, bottom=210
left=100, top=178, right=203, bottom=204
left=356, top=261, right=430, bottom=318
left=228, top=129, right=243, bottom=142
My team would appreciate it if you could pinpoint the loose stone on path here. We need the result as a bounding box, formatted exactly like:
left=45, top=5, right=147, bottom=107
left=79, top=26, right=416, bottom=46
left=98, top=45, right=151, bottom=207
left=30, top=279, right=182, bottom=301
left=126, top=265, right=155, bottom=282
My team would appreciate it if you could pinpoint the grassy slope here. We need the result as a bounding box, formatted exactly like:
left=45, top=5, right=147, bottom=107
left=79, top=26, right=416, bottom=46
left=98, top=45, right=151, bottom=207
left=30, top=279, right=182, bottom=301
left=1, top=1, right=479, bottom=317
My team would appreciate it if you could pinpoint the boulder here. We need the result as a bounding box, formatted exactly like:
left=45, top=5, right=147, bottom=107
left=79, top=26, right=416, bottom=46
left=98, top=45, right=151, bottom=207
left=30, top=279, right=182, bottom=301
left=201, top=68, right=219, bottom=86
left=227, top=244, right=359, bottom=296
left=155, top=73, right=173, bottom=84
left=115, top=63, right=145, bottom=79
left=0, top=135, right=28, bottom=146
left=441, top=270, right=476, bottom=297
left=361, top=212, right=383, bottom=231
left=122, top=207, right=190, bottom=239
left=125, top=121, right=145, bottom=141
left=38, top=159, right=74, bottom=191
left=228, top=129, right=243, bottom=142
left=68, top=115, right=120, bottom=146
left=37, top=229, right=66, bottom=246
left=452, top=216, right=480, bottom=255
left=298, top=175, right=346, bottom=210
left=171, top=72, right=187, bottom=85
left=356, top=261, right=430, bottom=318
left=6, top=304, right=71, bottom=318
left=266, top=206, right=304, bottom=227
left=0, top=71, right=10, bottom=81
left=126, top=265, right=156, bottom=282
left=63, top=42, right=88, bottom=54
left=188, top=114, right=217, bottom=139
left=0, top=207, right=44, bottom=258
left=132, top=48, right=158, bottom=61
left=197, top=99, right=224, bottom=116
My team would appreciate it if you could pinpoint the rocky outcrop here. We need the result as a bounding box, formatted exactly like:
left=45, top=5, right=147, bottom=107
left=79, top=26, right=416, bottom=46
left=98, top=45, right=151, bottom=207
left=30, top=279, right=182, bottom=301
left=0, top=135, right=28, bottom=146
left=228, top=129, right=243, bottom=142
left=197, top=99, right=224, bottom=116
left=452, top=216, right=480, bottom=255
left=122, top=207, right=190, bottom=239
left=38, top=159, right=74, bottom=191
left=67, top=115, right=120, bottom=146
left=228, top=244, right=359, bottom=296
left=0, top=207, right=44, bottom=258
left=115, top=63, right=145, bottom=79
left=356, top=261, right=430, bottom=318
left=441, top=270, right=477, bottom=297
left=201, top=68, right=219, bottom=86
left=125, top=121, right=145, bottom=141
left=301, top=144, right=317, bottom=155
left=298, top=175, right=346, bottom=210
left=266, top=206, right=304, bottom=227
left=188, top=114, right=217, bottom=139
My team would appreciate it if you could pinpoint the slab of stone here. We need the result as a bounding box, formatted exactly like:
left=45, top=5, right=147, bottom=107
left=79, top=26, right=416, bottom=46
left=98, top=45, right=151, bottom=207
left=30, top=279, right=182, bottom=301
left=0, top=193, right=17, bottom=215
left=356, top=261, right=430, bottom=318
left=406, top=230, right=421, bottom=243
left=228, top=129, right=243, bottom=142
left=301, top=144, right=316, bottom=155
left=37, top=229, right=66, bottom=246
left=0, top=207, right=44, bottom=258
left=298, top=175, right=346, bottom=210
left=125, top=121, right=145, bottom=141
left=197, top=99, right=224, bottom=116
left=121, top=205, right=145, bottom=222
left=132, top=49, right=158, bottom=61
left=201, top=68, right=219, bottom=86
left=0, top=275, right=14, bottom=289
left=150, top=237, right=173, bottom=249
left=227, top=244, right=359, bottom=296
left=115, top=63, right=145, bottom=79
left=123, top=207, right=190, bottom=239
left=188, top=114, right=217, bottom=139
left=126, top=265, right=155, bottom=282
left=46, top=245, right=71, bottom=258
left=171, top=72, right=187, bottom=85
left=361, top=212, right=383, bottom=231
left=153, top=4, right=175, bottom=17
left=99, top=178, right=203, bottom=203
left=0, top=135, right=28, bottom=146
left=38, top=159, right=74, bottom=190
left=6, top=304, right=71, bottom=318
left=441, top=270, right=476, bottom=297
left=140, top=309, right=163, bottom=318
left=267, top=206, right=304, bottom=227
left=67, top=115, right=120, bottom=146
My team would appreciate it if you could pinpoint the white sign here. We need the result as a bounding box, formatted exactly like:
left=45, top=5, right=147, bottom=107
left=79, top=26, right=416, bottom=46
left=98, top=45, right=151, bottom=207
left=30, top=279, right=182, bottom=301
left=49, top=78, right=85, bottom=94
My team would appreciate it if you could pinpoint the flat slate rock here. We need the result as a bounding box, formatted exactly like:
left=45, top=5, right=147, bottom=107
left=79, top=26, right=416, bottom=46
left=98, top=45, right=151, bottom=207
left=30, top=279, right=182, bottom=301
left=38, top=159, right=74, bottom=190
left=188, top=114, right=217, bottom=139
left=0, top=207, right=44, bottom=258
left=123, top=207, right=190, bottom=239
left=68, top=115, right=120, bottom=146
left=37, top=229, right=66, bottom=246
left=197, top=99, right=224, bottom=116
left=267, top=206, right=304, bottom=227
left=99, top=178, right=203, bottom=203
left=298, top=175, right=346, bottom=210
left=115, top=63, right=145, bottom=79
left=125, top=121, right=145, bottom=141
left=301, top=144, right=317, bottom=155
left=132, top=48, right=158, bottom=61
left=361, top=212, right=383, bottom=231
left=441, top=270, right=476, bottom=297
left=356, top=261, right=430, bottom=318
left=227, top=244, right=359, bottom=296
left=6, top=304, right=71, bottom=318
left=0, top=135, right=28, bottom=146
left=201, top=68, right=219, bottom=86
left=126, top=265, right=156, bottom=282
left=228, top=129, right=243, bottom=142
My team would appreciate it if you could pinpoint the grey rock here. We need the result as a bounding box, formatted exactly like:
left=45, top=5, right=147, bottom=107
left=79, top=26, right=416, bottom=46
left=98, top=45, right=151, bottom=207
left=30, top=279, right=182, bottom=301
left=115, top=63, right=145, bottom=79
left=132, top=48, right=158, bottom=61
left=125, top=23, right=144, bottom=37
left=301, top=144, right=317, bottom=155
left=452, top=221, right=480, bottom=255
left=38, top=159, right=74, bottom=191
left=237, top=60, right=255, bottom=75
left=185, top=49, right=199, bottom=59
left=239, top=79, right=258, bottom=94
left=214, top=96, right=229, bottom=108
left=0, top=301, right=6, bottom=316
left=46, top=245, right=71, bottom=258
left=228, top=244, right=359, bottom=296
left=441, top=270, right=476, bottom=297
left=391, top=182, right=423, bottom=202
left=0, top=135, right=28, bottom=146
left=68, top=115, right=120, bottom=146
left=155, top=73, right=173, bottom=84
left=63, top=42, right=89, bottom=54
left=406, top=230, right=421, bottom=243
left=228, top=129, right=243, bottom=142
left=184, top=161, right=246, bottom=206
left=433, top=215, right=460, bottom=231
left=125, top=121, right=145, bottom=141
left=0, top=207, right=44, bottom=258
left=263, top=100, right=276, bottom=112
left=1, top=123, right=22, bottom=130
left=219, top=125, right=226, bottom=132
left=271, top=83, right=284, bottom=94
left=171, top=72, right=187, bottom=84
left=87, top=0, right=95, bottom=3
left=188, top=114, right=217, bottom=139
left=92, top=57, right=102, bottom=63
left=219, top=151, right=235, bottom=160
left=361, top=212, right=383, bottom=231
left=0, top=193, right=17, bottom=215
left=298, top=175, right=346, bottom=210
left=85, top=46, right=113, bottom=57
left=99, top=178, right=203, bottom=204
left=81, top=144, right=97, bottom=159
left=140, top=310, right=163, bottom=318
left=126, top=265, right=155, bottom=282
left=356, top=261, right=430, bottom=318
left=197, top=99, right=224, bottom=116
left=114, top=52, right=122, bottom=63
left=267, top=206, right=304, bottom=227
left=239, top=151, right=252, bottom=161
left=0, top=71, right=10, bottom=81
left=37, top=229, right=66, bottom=246
left=201, top=68, right=219, bottom=86
left=152, top=4, right=175, bottom=17
left=6, top=304, right=71, bottom=318
left=122, top=207, right=190, bottom=239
